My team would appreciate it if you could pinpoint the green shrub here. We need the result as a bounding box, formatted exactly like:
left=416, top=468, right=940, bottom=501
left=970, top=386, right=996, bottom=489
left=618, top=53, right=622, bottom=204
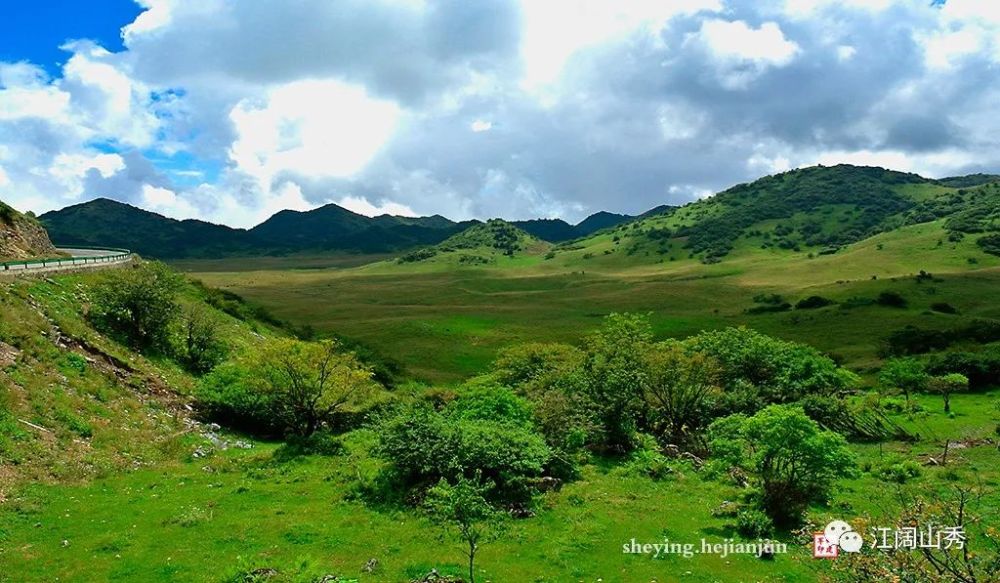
left=876, top=291, right=908, bottom=308
left=375, top=405, right=551, bottom=505
left=795, top=296, right=836, bottom=310
left=196, top=362, right=281, bottom=436
left=448, top=385, right=534, bottom=429
left=709, top=405, right=856, bottom=525
left=736, top=508, right=774, bottom=538
left=873, top=457, right=922, bottom=483
left=89, top=262, right=183, bottom=351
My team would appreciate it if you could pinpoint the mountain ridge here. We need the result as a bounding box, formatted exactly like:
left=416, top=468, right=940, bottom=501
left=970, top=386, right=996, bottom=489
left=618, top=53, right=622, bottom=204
left=36, top=165, right=999, bottom=261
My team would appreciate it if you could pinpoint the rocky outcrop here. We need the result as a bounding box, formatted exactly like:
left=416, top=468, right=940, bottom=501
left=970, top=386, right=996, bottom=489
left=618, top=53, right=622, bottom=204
left=0, top=201, right=59, bottom=261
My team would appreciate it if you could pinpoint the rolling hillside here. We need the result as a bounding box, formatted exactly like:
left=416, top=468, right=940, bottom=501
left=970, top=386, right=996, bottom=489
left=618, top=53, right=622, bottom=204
left=393, top=219, right=551, bottom=267
left=540, top=165, right=1000, bottom=271
left=39, top=198, right=256, bottom=258
left=0, top=201, right=59, bottom=261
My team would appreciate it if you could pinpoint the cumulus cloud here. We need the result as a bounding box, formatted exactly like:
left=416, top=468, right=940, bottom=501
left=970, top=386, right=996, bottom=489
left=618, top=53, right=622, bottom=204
left=1, top=0, right=1000, bottom=226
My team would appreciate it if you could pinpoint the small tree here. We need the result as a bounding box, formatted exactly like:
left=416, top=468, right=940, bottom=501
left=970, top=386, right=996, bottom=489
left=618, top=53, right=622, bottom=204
left=642, top=341, right=721, bottom=448
left=879, top=358, right=928, bottom=406
left=425, top=475, right=505, bottom=583
left=253, top=339, right=375, bottom=436
left=709, top=405, right=855, bottom=525
left=177, top=305, right=227, bottom=374
left=928, top=373, right=969, bottom=413
left=89, top=262, right=183, bottom=351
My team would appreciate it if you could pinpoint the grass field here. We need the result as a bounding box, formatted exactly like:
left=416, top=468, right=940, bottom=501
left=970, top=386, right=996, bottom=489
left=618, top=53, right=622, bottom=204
left=3, top=390, right=997, bottom=582
left=188, top=221, right=1000, bottom=383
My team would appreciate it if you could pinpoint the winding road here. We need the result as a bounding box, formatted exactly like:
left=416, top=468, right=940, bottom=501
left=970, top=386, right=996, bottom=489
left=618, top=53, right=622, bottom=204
left=1, top=247, right=133, bottom=275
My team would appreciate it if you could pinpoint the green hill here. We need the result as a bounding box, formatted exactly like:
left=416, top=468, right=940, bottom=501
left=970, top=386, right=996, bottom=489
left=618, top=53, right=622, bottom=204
left=394, top=219, right=550, bottom=266
left=40, top=198, right=257, bottom=258
left=543, top=164, right=1000, bottom=269
left=40, top=198, right=473, bottom=258
left=249, top=204, right=472, bottom=252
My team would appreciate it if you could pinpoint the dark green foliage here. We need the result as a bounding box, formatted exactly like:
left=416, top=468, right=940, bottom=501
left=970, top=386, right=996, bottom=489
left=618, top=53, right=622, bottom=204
left=935, top=174, right=1000, bottom=188
left=0, top=202, right=14, bottom=225
left=709, top=405, right=856, bottom=525
left=796, top=296, right=836, bottom=310
left=397, top=248, right=438, bottom=263
left=176, top=305, right=227, bottom=374
left=927, top=347, right=1000, bottom=390
left=41, top=197, right=468, bottom=259
left=510, top=218, right=578, bottom=242
left=930, top=302, right=958, bottom=314
left=579, top=313, right=652, bottom=451
left=800, top=395, right=912, bottom=442
left=194, top=282, right=284, bottom=327
left=677, top=165, right=923, bottom=259
left=883, top=321, right=1000, bottom=356
left=876, top=291, right=908, bottom=308
left=573, top=211, right=633, bottom=236
left=979, top=234, right=1000, bottom=256
left=89, top=262, right=184, bottom=351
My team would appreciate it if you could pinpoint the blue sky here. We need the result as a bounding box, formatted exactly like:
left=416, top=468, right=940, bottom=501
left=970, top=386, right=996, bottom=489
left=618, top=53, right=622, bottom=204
left=0, top=0, right=998, bottom=228
left=0, top=1, right=142, bottom=74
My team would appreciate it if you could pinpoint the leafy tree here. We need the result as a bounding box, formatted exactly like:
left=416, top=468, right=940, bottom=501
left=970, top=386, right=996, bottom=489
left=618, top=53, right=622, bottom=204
left=253, top=339, right=375, bottom=436
left=491, top=342, right=584, bottom=389
left=928, top=373, right=969, bottom=413
left=879, top=358, right=928, bottom=406
left=425, top=475, right=505, bottom=583
left=687, top=327, right=856, bottom=408
left=642, top=341, right=721, bottom=447
left=177, top=304, right=227, bottom=374
left=581, top=313, right=653, bottom=451
left=709, top=405, right=855, bottom=525
left=89, top=261, right=183, bottom=351
left=376, top=405, right=551, bottom=504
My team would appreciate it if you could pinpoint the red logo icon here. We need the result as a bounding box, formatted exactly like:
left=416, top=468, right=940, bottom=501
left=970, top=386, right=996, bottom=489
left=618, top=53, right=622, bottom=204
left=813, top=533, right=838, bottom=559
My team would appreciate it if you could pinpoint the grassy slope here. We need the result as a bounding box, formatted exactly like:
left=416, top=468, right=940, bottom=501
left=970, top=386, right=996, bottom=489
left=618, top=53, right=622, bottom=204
left=0, top=273, right=280, bottom=496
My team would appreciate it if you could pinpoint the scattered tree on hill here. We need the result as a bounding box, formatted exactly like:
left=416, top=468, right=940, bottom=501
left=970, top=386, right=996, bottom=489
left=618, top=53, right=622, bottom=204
left=928, top=373, right=969, bottom=413
left=878, top=358, right=928, bottom=406
left=425, top=475, right=506, bottom=583
left=177, top=304, right=227, bottom=374
left=254, top=339, right=375, bottom=436
left=89, top=261, right=183, bottom=351
left=642, top=342, right=721, bottom=448
left=709, top=405, right=855, bottom=525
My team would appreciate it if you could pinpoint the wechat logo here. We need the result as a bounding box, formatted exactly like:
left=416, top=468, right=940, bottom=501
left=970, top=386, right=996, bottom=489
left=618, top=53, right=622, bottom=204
left=814, top=520, right=863, bottom=558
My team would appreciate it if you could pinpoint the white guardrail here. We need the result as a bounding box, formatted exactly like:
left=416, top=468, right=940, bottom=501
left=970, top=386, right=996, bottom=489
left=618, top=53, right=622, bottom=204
left=1, top=247, right=133, bottom=275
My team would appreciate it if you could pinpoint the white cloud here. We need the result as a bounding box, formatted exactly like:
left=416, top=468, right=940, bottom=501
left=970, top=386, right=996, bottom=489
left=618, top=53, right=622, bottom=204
left=337, top=195, right=417, bottom=217
left=519, top=0, right=722, bottom=90
left=696, top=20, right=800, bottom=65
left=229, top=79, right=401, bottom=191
left=470, top=119, right=493, bottom=132
left=691, top=20, right=800, bottom=89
